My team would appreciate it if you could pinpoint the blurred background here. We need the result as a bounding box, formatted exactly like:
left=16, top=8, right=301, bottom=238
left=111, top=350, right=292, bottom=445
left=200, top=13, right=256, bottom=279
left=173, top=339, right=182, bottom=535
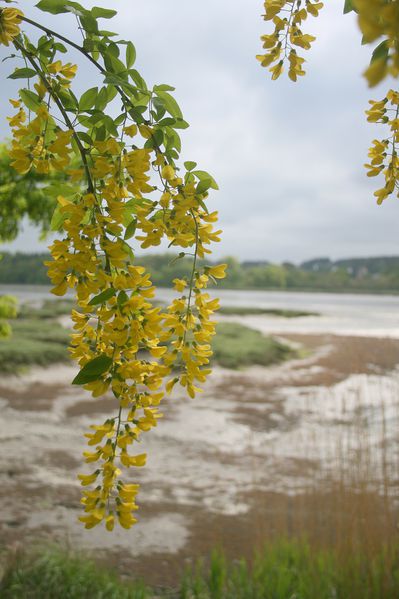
left=0, top=2, right=399, bottom=598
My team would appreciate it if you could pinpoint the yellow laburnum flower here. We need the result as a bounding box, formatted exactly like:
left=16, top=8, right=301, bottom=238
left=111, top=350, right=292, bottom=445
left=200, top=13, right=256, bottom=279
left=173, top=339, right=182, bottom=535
left=149, top=345, right=167, bottom=358
left=138, top=124, right=153, bottom=139
left=166, top=377, right=179, bottom=394
left=173, top=278, right=187, bottom=292
left=78, top=471, right=100, bottom=486
left=270, top=60, right=284, bottom=80
left=105, top=514, right=115, bottom=531
left=51, top=280, right=68, bottom=296
left=207, top=264, right=227, bottom=279
left=60, top=62, right=77, bottom=80
left=124, top=124, right=138, bottom=137
left=195, top=274, right=209, bottom=289
left=364, top=58, right=388, bottom=88
left=161, top=164, right=175, bottom=181
left=0, top=8, right=23, bottom=46
left=117, top=511, right=137, bottom=529
left=79, top=514, right=102, bottom=529
left=83, top=450, right=102, bottom=464
left=120, top=452, right=147, bottom=467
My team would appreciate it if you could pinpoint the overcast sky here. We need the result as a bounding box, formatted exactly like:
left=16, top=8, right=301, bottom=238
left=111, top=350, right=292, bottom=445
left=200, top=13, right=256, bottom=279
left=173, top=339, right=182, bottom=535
left=0, top=0, right=397, bottom=263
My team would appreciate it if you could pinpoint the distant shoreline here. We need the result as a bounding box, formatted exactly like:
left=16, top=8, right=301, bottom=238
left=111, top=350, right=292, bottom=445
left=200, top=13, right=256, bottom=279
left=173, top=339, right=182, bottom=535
left=1, top=283, right=399, bottom=297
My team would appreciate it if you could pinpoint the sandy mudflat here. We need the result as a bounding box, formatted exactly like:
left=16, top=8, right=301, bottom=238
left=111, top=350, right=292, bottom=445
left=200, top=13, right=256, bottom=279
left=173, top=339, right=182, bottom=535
left=0, top=332, right=398, bottom=585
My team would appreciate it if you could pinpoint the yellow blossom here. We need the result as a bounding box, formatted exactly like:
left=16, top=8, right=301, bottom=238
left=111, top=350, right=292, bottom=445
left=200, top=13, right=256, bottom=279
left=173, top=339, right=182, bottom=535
left=0, top=8, right=23, bottom=46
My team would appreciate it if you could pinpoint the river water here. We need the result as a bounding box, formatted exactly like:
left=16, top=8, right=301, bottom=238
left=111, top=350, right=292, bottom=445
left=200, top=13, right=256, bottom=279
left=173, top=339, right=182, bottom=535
left=2, top=284, right=399, bottom=337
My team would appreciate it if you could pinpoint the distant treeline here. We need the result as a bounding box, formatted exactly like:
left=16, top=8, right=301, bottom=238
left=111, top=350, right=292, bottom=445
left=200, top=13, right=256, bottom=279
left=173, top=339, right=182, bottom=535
left=2, top=252, right=399, bottom=292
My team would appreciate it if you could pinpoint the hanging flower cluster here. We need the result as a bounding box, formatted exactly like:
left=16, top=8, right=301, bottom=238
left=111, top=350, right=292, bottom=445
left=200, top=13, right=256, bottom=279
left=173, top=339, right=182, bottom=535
left=258, top=0, right=399, bottom=209
left=3, top=1, right=226, bottom=531
left=256, top=0, right=324, bottom=81
left=365, top=90, right=399, bottom=204
left=353, top=0, right=399, bottom=203
left=354, top=0, right=399, bottom=86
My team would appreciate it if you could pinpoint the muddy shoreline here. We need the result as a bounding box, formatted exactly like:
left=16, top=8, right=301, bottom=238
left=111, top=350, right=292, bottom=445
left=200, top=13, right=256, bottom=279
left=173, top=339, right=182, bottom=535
left=1, top=332, right=399, bottom=585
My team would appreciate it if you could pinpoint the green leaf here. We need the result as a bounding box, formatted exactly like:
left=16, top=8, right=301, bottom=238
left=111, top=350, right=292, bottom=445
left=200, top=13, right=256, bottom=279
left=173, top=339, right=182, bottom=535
left=54, top=42, right=67, bottom=53
left=98, top=30, right=117, bottom=37
left=126, top=42, right=136, bottom=69
left=50, top=205, right=67, bottom=231
left=8, top=68, right=37, bottom=80
left=106, top=85, right=118, bottom=102
left=65, top=1, right=86, bottom=16
left=152, top=97, right=166, bottom=119
left=80, top=13, right=99, bottom=34
left=117, top=290, right=129, bottom=306
left=91, top=6, right=117, bottom=19
left=57, top=88, right=79, bottom=112
left=152, top=128, right=164, bottom=147
left=197, top=197, right=209, bottom=214
left=102, top=115, right=118, bottom=136
left=46, top=182, right=78, bottom=197
left=95, top=87, right=109, bottom=111
left=94, top=125, right=106, bottom=141
left=157, top=117, right=176, bottom=127
left=38, top=36, right=54, bottom=57
left=184, top=161, right=197, bottom=171
left=173, top=119, right=189, bottom=130
left=88, top=288, right=116, bottom=305
left=155, top=90, right=183, bottom=119
left=104, top=53, right=127, bottom=76
left=154, top=84, right=176, bottom=92
left=196, top=178, right=212, bottom=194
left=371, top=40, right=389, bottom=63
left=192, top=170, right=219, bottom=190
left=124, top=219, right=137, bottom=240
left=19, top=89, right=41, bottom=112
left=77, top=131, right=94, bottom=146
left=36, top=0, right=69, bottom=14
left=79, top=86, right=98, bottom=111
left=343, top=0, right=355, bottom=13
left=72, top=354, right=113, bottom=385
left=107, top=42, right=120, bottom=58
left=129, top=69, right=148, bottom=91
left=163, top=127, right=181, bottom=154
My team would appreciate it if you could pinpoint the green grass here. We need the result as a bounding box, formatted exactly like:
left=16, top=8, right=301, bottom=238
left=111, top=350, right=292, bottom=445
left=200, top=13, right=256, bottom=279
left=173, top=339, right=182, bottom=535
left=0, top=548, right=149, bottom=599
left=1, top=541, right=398, bottom=599
left=0, top=317, right=70, bottom=373
left=219, top=306, right=319, bottom=317
left=212, top=322, right=295, bottom=369
left=180, top=541, right=399, bottom=599
left=18, top=298, right=75, bottom=320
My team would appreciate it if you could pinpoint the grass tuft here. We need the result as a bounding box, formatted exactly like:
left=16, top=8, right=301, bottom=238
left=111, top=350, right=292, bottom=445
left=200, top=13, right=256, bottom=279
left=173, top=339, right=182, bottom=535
left=0, top=547, right=149, bottom=599
left=212, top=322, right=295, bottom=369
left=181, top=540, right=399, bottom=599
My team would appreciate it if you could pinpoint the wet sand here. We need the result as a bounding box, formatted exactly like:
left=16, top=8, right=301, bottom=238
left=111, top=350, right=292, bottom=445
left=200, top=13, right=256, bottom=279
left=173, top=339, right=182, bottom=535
left=0, top=333, right=399, bottom=585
